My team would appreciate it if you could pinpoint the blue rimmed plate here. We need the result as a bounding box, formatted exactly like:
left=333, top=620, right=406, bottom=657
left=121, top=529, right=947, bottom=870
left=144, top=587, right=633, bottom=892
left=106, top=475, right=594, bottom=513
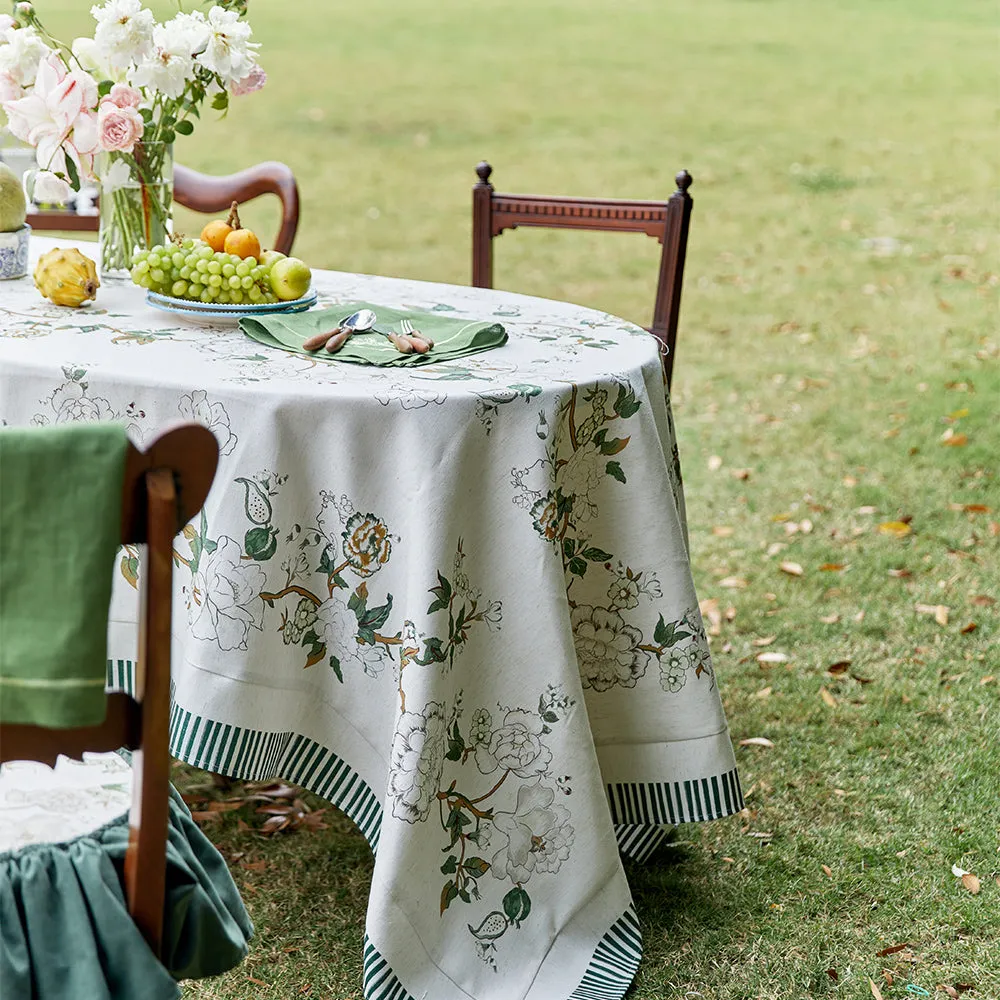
left=146, top=289, right=317, bottom=326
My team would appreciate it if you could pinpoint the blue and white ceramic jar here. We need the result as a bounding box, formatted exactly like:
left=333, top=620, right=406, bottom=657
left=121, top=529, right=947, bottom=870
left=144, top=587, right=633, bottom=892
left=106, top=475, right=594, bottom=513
left=0, top=224, right=30, bottom=280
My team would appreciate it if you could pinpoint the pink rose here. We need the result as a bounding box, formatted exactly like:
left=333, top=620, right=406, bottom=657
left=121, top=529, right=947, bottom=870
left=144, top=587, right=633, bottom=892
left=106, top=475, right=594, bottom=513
left=107, top=83, right=141, bottom=109
left=230, top=65, right=266, bottom=97
left=97, top=102, right=144, bottom=153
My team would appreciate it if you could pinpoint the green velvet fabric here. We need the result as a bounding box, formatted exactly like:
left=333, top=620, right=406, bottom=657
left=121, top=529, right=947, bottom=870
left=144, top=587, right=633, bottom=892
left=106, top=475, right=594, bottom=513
left=0, top=788, right=253, bottom=999
left=240, top=300, right=508, bottom=365
left=0, top=422, right=126, bottom=727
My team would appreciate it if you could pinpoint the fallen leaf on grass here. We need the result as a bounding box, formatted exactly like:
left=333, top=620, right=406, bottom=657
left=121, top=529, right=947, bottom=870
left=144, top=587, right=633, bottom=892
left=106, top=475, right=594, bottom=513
left=980, top=676, right=995, bottom=686
left=828, top=660, right=851, bottom=674
left=821, top=864, right=833, bottom=878
left=854, top=609, right=866, bottom=622
left=960, top=622, right=977, bottom=634
left=752, top=635, right=776, bottom=647
left=239, top=859, right=269, bottom=872
left=949, top=503, right=992, bottom=514
left=961, top=873, right=981, bottom=894
left=707, top=454, right=723, bottom=471
left=820, top=563, right=846, bottom=572
left=875, top=943, right=910, bottom=958
left=739, top=737, right=775, bottom=748
left=756, top=651, right=789, bottom=664
left=851, top=673, right=874, bottom=684
left=879, top=521, right=912, bottom=537
left=820, top=613, right=841, bottom=624
left=712, top=525, right=735, bottom=537
left=826, top=968, right=838, bottom=981
left=780, top=561, right=804, bottom=576
left=941, top=429, right=968, bottom=446
left=754, top=686, right=773, bottom=699
left=869, top=977, right=885, bottom=1000
left=820, top=687, right=838, bottom=708
left=971, top=595, right=996, bottom=606
left=247, top=978, right=269, bottom=987
left=888, top=567, right=911, bottom=578
left=916, top=603, right=950, bottom=626
left=719, top=576, right=749, bottom=589
left=190, top=811, right=223, bottom=824
left=730, top=468, right=751, bottom=480
left=699, top=598, right=722, bottom=636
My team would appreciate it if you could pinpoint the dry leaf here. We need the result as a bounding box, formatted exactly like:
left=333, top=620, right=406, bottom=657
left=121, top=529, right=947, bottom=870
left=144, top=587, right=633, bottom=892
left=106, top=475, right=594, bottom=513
left=879, top=521, right=912, bottom=537
left=752, top=635, right=777, bottom=647
left=707, top=455, right=723, bottom=471
left=719, top=576, right=748, bottom=589
left=766, top=541, right=787, bottom=557
left=940, top=987, right=959, bottom=999
left=843, top=475, right=858, bottom=487
left=916, top=603, right=950, bottom=626
left=960, top=622, right=977, bottom=634
left=780, top=561, right=804, bottom=576
left=853, top=609, right=866, bottom=622
left=699, top=597, right=723, bottom=636
left=961, top=873, right=981, bottom=894
left=950, top=502, right=991, bottom=513
left=869, top=977, right=884, bottom=1000
left=754, top=686, right=773, bottom=699
left=980, top=675, right=995, bottom=686
left=820, top=563, right=845, bottom=572
left=821, top=864, right=833, bottom=878
left=771, top=512, right=792, bottom=522
left=730, top=468, right=751, bottom=480
left=190, top=811, right=223, bottom=824
left=851, top=673, right=874, bottom=685
left=875, top=943, right=909, bottom=958
left=820, top=613, right=840, bottom=624
left=971, top=595, right=996, bottom=606
left=820, top=687, right=838, bottom=708
left=941, top=429, right=968, bottom=446
left=712, top=525, right=735, bottom=537
left=756, top=651, right=789, bottom=664
left=828, top=660, right=851, bottom=674
left=826, top=968, right=838, bottom=981
left=857, top=505, right=878, bottom=515
left=888, top=567, right=911, bottom=578
left=739, top=737, right=775, bottom=748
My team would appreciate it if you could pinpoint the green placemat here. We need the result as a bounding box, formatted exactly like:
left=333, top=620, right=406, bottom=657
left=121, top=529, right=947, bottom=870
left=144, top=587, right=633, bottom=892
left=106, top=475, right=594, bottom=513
left=239, top=301, right=507, bottom=366
left=0, top=423, right=126, bottom=728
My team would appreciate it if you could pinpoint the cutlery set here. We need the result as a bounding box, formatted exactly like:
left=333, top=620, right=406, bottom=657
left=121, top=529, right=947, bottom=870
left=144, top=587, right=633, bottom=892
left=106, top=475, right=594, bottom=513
left=301, top=311, right=435, bottom=355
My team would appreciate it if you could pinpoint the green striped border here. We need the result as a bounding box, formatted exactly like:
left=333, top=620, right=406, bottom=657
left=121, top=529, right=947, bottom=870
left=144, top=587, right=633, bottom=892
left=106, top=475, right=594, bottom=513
left=614, top=824, right=672, bottom=863
left=361, top=905, right=641, bottom=1000
left=607, top=767, right=744, bottom=826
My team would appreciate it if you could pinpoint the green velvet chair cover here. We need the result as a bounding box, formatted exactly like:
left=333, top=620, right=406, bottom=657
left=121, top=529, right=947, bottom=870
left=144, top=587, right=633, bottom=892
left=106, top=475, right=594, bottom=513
left=0, top=786, right=253, bottom=999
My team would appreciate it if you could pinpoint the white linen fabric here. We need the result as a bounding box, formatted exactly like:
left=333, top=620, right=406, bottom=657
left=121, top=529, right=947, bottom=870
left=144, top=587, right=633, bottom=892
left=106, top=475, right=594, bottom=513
left=1, top=238, right=742, bottom=1000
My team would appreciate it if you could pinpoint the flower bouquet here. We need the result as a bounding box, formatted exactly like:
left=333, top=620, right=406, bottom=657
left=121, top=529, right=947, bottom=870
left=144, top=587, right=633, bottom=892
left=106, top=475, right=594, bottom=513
left=0, top=0, right=266, bottom=277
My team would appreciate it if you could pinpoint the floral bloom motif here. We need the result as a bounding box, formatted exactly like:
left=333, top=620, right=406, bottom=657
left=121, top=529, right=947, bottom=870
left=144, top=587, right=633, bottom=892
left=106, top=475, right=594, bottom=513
left=45, top=379, right=113, bottom=423
left=607, top=575, right=640, bottom=610
left=475, top=709, right=553, bottom=779
left=189, top=535, right=266, bottom=651
left=660, top=649, right=690, bottom=693
left=313, top=594, right=385, bottom=677
left=198, top=5, right=259, bottom=82
left=106, top=82, right=140, bottom=108
left=469, top=708, right=493, bottom=746
left=92, top=0, right=155, bottom=69
left=282, top=597, right=317, bottom=645
left=177, top=390, right=238, bottom=455
left=388, top=703, right=448, bottom=823
left=230, top=63, right=265, bottom=96
left=530, top=493, right=561, bottom=542
left=571, top=605, right=646, bottom=691
left=342, top=511, right=392, bottom=577
left=490, top=782, right=574, bottom=883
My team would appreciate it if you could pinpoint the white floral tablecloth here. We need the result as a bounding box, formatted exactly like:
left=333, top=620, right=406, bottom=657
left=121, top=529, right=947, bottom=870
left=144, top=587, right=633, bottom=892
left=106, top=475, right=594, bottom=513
left=0, top=237, right=742, bottom=1000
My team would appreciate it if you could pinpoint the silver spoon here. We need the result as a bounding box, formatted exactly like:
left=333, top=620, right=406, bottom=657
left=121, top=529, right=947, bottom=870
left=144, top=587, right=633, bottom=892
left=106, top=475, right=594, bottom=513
left=302, top=309, right=377, bottom=353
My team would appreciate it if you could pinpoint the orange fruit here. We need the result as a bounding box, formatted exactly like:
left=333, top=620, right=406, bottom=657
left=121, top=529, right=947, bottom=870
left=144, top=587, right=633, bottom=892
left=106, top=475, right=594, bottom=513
left=201, top=219, right=233, bottom=253
left=224, top=228, right=261, bottom=261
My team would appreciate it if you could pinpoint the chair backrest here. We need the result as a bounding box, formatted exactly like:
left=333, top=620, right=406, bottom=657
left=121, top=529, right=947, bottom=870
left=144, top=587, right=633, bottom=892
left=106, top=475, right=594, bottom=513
left=0, top=422, right=219, bottom=957
left=26, top=160, right=300, bottom=255
left=471, top=161, right=693, bottom=386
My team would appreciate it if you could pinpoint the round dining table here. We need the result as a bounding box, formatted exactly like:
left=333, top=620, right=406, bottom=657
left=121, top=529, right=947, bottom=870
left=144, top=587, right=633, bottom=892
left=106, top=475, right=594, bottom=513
left=0, top=236, right=743, bottom=1000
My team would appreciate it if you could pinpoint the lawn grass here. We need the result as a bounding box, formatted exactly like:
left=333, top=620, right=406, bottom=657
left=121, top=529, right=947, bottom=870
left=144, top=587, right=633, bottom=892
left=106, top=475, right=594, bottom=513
left=30, top=1, right=1000, bottom=997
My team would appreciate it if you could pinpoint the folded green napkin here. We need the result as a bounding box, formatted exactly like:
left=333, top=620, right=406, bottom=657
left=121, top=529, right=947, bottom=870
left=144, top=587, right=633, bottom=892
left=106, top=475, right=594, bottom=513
left=0, top=423, right=127, bottom=728
left=239, top=301, right=507, bottom=366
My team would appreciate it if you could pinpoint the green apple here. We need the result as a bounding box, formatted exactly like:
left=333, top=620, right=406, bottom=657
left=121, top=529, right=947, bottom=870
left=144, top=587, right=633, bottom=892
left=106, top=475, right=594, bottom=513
left=269, top=256, right=311, bottom=300
left=259, top=249, right=286, bottom=269
left=0, top=163, right=27, bottom=233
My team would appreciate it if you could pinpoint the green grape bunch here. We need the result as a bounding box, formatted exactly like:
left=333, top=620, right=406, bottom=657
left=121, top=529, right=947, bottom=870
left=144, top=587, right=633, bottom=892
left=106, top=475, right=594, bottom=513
left=130, top=239, right=280, bottom=305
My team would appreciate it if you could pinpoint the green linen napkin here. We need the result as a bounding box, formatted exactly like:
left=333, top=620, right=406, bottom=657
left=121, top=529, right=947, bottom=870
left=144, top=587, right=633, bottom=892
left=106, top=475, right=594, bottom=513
left=239, top=301, right=507, bottom=366
left=0, top=423, right=127, bottom=728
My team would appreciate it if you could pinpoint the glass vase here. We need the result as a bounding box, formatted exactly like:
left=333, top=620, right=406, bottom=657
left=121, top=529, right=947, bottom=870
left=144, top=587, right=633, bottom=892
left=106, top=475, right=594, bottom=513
left=97, top=141, right=173, bottom=280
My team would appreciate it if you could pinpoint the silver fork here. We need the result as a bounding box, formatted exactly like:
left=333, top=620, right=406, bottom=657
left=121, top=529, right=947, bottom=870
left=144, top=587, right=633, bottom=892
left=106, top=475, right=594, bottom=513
left=400, top=318, right=433, bottom=353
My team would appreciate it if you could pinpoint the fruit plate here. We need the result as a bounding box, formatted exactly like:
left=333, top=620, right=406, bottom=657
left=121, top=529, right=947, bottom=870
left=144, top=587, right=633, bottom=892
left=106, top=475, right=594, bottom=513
left=146, top=289, right=317, bottom=314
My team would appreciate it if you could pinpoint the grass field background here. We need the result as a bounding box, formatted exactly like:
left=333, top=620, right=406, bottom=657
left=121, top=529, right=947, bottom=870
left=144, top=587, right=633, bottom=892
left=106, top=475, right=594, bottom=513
left=26, top=1, right=1000, bottom=997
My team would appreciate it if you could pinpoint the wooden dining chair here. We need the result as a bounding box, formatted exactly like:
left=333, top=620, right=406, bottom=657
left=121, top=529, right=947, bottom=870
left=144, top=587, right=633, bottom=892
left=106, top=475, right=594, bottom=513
left=0, top=422, right=219, bottom=956
left=472, top=161, right=694, bottom=386
left=26, top=160, right=300, bottom=255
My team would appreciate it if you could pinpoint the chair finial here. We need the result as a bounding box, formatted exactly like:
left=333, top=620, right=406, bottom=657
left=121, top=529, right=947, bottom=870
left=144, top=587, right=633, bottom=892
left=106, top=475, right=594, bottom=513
left=476, top=161, right=493, bottom=185
left=674, top=169, right=693, bottom=194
